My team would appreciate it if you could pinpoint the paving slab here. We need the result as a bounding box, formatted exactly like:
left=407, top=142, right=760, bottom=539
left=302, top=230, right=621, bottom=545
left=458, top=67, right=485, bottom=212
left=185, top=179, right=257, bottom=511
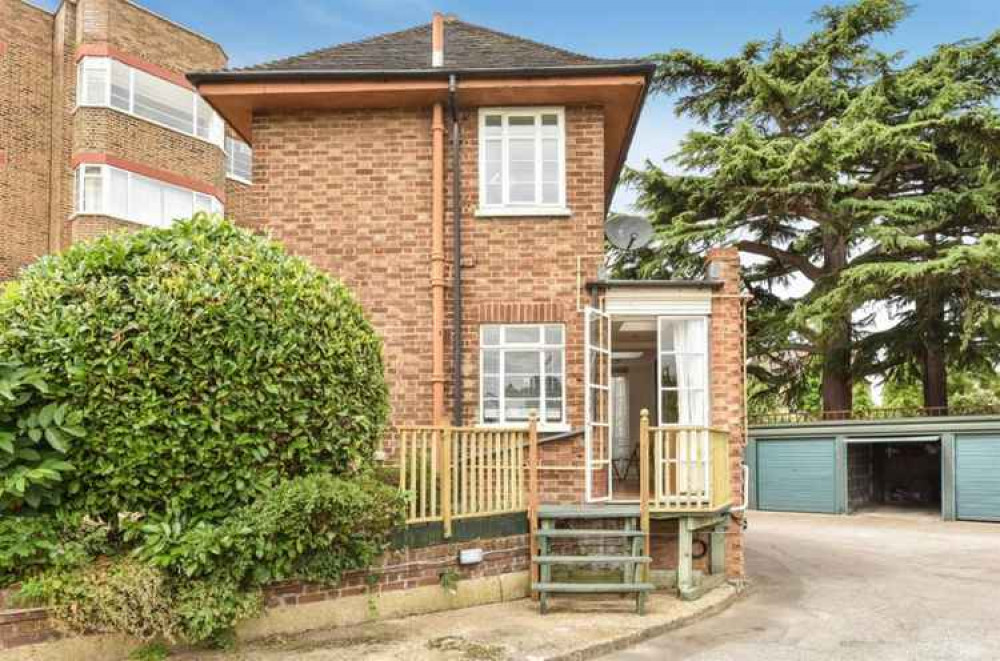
left=181, top=583, right=742, bottom=661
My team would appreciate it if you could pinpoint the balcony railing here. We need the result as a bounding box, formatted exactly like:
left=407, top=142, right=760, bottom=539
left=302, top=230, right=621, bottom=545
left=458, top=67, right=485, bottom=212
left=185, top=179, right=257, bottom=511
left=388, top=425, right=532, bottom=535
left=388, top=413, right=731, bottom=537
left=645, top=425, right=731, bottom=512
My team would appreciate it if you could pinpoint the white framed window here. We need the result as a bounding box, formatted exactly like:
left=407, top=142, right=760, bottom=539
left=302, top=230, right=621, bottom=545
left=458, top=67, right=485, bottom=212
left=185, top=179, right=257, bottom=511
left=477, top=108, right=568, bottom=217
left=76, top=56, right=225, bottom=147
left=480, top=324, right=566, bottom=429
left=77, top=57, right=110, bottom=106
left=224, top=135, right=253, bottom=183
left=74, top=164, right=223, bottom=228
left=657, top=317, right=709, bottom=426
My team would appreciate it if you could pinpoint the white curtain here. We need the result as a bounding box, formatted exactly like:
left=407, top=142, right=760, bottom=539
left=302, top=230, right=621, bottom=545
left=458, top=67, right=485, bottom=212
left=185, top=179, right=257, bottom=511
left=611, top=376, right=630, bottom=460
left=672, top=318, right=706, bottom=425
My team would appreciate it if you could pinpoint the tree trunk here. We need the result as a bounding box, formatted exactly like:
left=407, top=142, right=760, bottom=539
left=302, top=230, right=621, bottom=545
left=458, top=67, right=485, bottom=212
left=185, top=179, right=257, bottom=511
left=821, top=317, right=853, bottom=417
left=821, top=234, right=853, bottom=417
left=918, top=232, right=948, bottom=414
left=918, top=288, right=948, bottom=413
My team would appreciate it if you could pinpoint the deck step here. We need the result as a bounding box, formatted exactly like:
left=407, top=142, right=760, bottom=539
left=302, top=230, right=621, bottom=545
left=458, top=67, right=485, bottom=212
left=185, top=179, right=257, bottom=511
left=532, top=582, right=655, bottom=594
left=537, top=504, right=641, bottom=519
left=535, top=529, right=645, bottom=539
left=533, top=555, right=652, bottom=564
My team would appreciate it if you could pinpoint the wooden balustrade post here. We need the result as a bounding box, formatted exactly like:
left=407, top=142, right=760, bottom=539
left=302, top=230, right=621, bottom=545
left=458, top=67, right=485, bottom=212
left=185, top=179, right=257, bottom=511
left=441, top=426, right=452, bottom=538
left=528, top=412, right=540, bottom=599
left=639, top=409, right=651, bottom=578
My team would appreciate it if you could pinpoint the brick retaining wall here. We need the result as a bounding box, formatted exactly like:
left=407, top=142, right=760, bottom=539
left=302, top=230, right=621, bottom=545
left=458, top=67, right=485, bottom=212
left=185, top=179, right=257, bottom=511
left=0, top=518, right=529, bottom=651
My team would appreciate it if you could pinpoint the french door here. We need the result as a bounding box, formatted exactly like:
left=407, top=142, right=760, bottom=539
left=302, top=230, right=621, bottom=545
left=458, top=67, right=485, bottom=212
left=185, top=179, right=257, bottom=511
left=584, top=307, right=613, bottom=501
left=656, top=315, right=710, bottom=501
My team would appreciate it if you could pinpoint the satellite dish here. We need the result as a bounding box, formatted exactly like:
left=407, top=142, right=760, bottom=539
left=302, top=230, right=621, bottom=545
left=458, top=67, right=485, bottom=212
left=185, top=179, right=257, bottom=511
left=605, top=215, right=654, bottom=251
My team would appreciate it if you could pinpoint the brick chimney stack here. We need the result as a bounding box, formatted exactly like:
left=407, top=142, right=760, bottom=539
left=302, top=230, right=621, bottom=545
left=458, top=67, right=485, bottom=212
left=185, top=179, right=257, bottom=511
left=705, top=247, right=742, bottom=295
left=431, top=12, right=444, bottom=67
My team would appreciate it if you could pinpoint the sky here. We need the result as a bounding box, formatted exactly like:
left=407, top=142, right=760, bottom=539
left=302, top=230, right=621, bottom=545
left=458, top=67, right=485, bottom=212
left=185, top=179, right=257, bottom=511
left=31, top=0, right=999, bottom=210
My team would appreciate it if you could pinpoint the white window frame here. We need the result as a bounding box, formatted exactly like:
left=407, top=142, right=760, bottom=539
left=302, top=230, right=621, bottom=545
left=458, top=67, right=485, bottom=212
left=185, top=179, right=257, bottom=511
left=479, top=324, right=568, bottom=431
left=476, top=107, right=570, bottom=217
left=76, top=56, right=225, bottom=148
left=73, top=163, right=223, bottom=228
left=224, top=135, right=253, bottom=184
left=657, top=315, right=710, bottom=427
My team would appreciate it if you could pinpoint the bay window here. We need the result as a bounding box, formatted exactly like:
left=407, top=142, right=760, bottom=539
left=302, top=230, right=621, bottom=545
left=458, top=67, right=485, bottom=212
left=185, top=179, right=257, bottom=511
left=77, top=56, right=225, bottom=146
left=480, top=324, right=566, bottom=428
left=658, top=317, right=709, bottom=426
left=477, top=108, right=567, bottom=216
left=74, top=164, right=222, bottom=228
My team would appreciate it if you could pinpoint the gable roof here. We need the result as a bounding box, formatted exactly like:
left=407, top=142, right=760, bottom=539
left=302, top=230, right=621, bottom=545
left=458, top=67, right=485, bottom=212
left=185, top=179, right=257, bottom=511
left=229, top=18, right=642, bottom=74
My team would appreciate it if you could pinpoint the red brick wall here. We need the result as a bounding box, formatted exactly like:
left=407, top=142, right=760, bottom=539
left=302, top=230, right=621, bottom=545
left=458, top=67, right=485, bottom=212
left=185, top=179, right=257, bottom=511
left=453, top=106, right=606, bottom=430
left=247, top=107, right=436, bottom=425
left=266, top=533, right=528, bottom=608
left=70, top=214, right=141, bottom=244
left=706, top=247, right=747, bottom=578
left=0, top=533, right=528, bottom=650
left=246, top=105, right=605, bottom=431
left=0, top=0, right=54, bottom=280
left=225, top=178, right=253, bottom=223
left=0, top=606, right=52, bottom=651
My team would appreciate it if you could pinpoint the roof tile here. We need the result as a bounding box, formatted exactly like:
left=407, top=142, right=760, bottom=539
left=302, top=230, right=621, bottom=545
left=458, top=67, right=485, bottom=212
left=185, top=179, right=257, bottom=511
left=233, top=18, right=640, bottom=73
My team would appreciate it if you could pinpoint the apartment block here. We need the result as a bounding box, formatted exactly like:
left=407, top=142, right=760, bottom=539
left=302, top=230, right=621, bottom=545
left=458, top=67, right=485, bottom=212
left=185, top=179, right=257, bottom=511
left=0, top=0, right=252, bottom=280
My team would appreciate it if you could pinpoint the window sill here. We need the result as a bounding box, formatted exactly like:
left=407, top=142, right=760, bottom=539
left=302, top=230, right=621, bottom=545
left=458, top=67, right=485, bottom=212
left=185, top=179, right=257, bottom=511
left=477, top=422, right=571, bottom=433
left=226, top=174, right=252, bottom=186
left=475, top=206, right=572, bottom=218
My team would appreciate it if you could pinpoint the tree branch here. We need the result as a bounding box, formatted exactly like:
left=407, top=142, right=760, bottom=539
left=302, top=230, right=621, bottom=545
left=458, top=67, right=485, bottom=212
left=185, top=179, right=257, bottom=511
left=736, top=240, right=824, bottom=280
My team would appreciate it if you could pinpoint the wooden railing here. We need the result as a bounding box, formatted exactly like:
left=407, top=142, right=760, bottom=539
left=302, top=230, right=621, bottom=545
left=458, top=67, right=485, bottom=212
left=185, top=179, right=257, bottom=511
left=392, top=422, right=534, bottom=536
left=641, top=414, right=731, bottom=512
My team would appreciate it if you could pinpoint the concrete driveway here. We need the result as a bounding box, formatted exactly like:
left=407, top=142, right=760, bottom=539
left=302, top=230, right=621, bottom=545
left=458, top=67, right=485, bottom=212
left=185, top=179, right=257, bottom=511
left=609, top=510, right=1000, bottom=661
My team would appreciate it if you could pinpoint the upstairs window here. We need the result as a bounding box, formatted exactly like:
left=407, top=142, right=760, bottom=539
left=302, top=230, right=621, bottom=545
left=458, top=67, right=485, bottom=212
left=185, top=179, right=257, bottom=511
left=77, top=56, right=224, bottom=146
left=224, top=135, right=253, bottom=183
left=74, top=164, right=222, bottom=228
left=478, top=108, right=567, bottom=215
left=480, top=324, right=566, bottom=428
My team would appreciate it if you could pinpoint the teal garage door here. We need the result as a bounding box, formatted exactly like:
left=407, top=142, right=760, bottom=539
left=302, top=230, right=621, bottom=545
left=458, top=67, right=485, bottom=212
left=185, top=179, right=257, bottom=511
left=757, top=439, right=837, bottom=513
left=956, top=436, right=1000, bottom=522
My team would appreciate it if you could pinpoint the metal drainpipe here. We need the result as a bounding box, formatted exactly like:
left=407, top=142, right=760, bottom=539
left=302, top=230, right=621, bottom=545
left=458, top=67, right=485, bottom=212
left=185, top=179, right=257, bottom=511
left=449, top=74, right=463, bottom=427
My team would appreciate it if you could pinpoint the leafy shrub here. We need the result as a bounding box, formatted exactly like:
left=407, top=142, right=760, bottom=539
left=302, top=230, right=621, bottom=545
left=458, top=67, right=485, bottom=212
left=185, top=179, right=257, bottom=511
left=3, top=216, right=406, bottom=647
left=22, top=475, right=402, bottom=645
left=0, top=214, right=389, bottom=522
left=136, top=473, right=405, bottom=585
left=172, top=580, right=260, bottom=646
left=20, top=559, right=178, bottom=642
left=0, top=361, right=82, bottom=511
left=0, top=513, right=113, bottom=586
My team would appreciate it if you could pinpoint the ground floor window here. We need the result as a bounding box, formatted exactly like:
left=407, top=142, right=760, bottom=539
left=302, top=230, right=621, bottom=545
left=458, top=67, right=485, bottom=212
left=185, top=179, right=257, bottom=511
left=480, top=324, right=565, bottom=426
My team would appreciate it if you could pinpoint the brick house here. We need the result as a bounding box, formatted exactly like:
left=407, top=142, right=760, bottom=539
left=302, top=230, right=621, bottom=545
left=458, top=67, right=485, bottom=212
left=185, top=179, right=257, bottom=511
left=193, top=13, right=748, bottom=603
left=0, top=0, right=253, bottom=281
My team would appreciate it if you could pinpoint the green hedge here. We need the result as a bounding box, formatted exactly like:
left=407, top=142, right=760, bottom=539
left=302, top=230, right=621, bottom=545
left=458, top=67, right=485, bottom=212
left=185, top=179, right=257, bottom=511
left=0, top=214, right=389, bottom=521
